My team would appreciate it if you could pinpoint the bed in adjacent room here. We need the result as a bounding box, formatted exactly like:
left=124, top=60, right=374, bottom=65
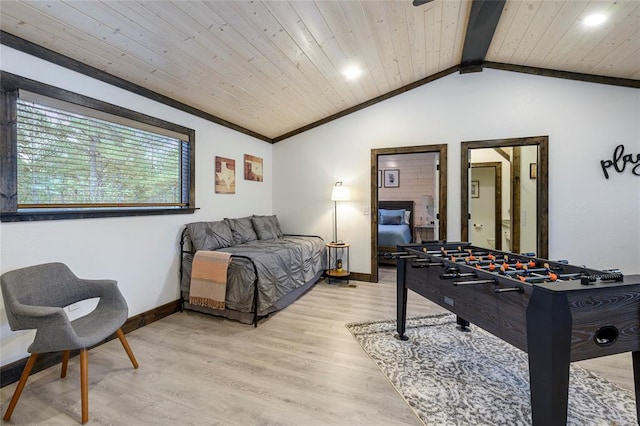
left=378, top=200, right=414, bottom=266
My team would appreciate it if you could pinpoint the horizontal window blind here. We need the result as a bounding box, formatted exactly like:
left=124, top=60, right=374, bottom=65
left=17, top=95, right=189, bottom=208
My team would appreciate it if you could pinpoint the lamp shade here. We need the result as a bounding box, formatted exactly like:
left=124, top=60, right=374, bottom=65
left=331, top=183, right=350, bottom=201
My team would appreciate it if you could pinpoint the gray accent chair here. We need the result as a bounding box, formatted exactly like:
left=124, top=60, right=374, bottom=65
left=1, top=263, right=138, bottom=424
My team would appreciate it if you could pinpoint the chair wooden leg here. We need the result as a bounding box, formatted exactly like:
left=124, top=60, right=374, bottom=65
left=3, top=353, right=38, bottom=421
left=61, top=350, right=70, bottom=378
left=80, top=349, right=89, bottom=424
left=116, top=328, right=139, bottom=369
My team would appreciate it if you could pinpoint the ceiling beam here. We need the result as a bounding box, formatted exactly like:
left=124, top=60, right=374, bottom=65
left=460, top=0, right=506, bottom=73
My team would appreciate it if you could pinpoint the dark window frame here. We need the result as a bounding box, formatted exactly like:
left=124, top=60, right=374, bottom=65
left=1, top=71, right=196, bottom=222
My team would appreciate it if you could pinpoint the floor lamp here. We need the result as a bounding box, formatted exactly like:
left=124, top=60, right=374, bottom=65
left=331, top=181, right=350, bottom=243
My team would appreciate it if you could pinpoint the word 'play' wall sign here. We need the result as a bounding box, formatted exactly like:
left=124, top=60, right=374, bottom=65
left=600, top=144, right=639, bottom=179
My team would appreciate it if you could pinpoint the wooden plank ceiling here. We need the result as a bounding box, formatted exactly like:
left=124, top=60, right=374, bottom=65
left=1, top=0, right=638, bottom=141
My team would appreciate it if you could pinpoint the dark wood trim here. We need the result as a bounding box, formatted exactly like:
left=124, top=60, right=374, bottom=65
left=0, top=71, right=198, bottom=222
left=0, top=87, right=17, bottom=214
left=460, top=0, right=506, bottom=71
left=273, top=66, right=461, bottom=142
left=371, top=144, right=447, bottom=282
left=1, top=71, right=194, bottom=136
left=494, top=148, right=511, bottom=161
left=0, top=31, right=271, bottom=143
left=462, top=149, right=470, bottom=242
left=1, top=208, right=199, bottom=223
left=0, top=300, right=181, bottom=388
left=438, top=148, right=448, bottom=241
left=461, top=136, right=548, bottom=259
left=349, top=272, right=373, bottom=283
left=485, top=61, right=640, bottom=89
left=512, top=147, right=521, bottom=254
left=538, top=138, right=549, bottom=259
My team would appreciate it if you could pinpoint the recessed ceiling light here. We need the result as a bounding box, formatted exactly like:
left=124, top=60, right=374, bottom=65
left=584, top=13, right=607, bottom=26
left=343, top=65, right=362, bottom=81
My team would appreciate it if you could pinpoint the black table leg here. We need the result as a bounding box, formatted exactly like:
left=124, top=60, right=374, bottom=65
left=396, top=257, right=409, bottom=340
left=456, top=316, right=471, bottom=332
left=633, top=350, right=640, bottom=421
left=526, top=287, right=572, bottom=426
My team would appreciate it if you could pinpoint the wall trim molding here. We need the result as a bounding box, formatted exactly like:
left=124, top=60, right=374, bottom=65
left=349, top=272, right=373, bottom=283
left=0, top=300, right=181, bottom=388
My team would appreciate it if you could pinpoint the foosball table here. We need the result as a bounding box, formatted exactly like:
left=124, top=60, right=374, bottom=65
left=390, top=241, right=640, bottom=426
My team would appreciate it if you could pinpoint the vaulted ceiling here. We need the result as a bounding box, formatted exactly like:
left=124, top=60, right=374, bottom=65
left=1, top=0, right=638, bottom=142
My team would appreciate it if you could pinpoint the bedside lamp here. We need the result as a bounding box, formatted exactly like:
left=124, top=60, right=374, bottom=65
left=331, top=181, right=350, bottom=243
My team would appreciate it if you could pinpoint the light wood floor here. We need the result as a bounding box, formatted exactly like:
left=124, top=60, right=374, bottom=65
left=1, top=267, right=635, bottom=425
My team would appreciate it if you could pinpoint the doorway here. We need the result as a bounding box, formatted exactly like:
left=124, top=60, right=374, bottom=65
left=470, top=162, right=502, bottom=250
left=370, top=144, right=448, bottom=283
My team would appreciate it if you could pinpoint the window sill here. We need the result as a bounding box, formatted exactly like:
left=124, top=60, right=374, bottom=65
left=1, top=207, right=198, bottom=222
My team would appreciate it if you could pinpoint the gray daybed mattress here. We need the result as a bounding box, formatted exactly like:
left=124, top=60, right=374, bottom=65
left=180, top=235, right=325, bottom=324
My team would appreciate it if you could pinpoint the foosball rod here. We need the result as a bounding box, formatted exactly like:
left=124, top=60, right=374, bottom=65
left=453, top=279, right=498, bottom=286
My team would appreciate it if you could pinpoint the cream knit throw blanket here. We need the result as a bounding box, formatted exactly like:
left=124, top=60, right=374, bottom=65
left=189, top=250, right=232, bottom=310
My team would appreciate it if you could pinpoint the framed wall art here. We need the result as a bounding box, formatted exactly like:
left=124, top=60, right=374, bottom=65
left=215, top=156, right=236, bottom=194
left=384, top=169, right=399, bottom=188
left=244, top=154, right=263, bottom=182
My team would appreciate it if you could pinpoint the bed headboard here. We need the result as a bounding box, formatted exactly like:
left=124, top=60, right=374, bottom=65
left=378, top=200, right=414, bottom=240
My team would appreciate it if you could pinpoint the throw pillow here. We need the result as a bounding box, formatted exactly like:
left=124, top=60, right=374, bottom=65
left=186, top=221, right=234, bottom=251
left=252, top=215, right=282, bottom=240
left=225, top=216, right=258, bottom=245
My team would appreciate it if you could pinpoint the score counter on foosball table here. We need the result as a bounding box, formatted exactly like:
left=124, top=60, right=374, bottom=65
left=391, top=242, right=640, bottom=426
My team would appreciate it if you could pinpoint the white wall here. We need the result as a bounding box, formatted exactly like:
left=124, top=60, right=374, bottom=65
left=273, top=69, right=640, bottom=276
left=0, top=46, right=273, bottom=365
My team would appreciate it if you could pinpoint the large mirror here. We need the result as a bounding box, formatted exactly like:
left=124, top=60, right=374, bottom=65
left=461, top=136, right=548, bottom=259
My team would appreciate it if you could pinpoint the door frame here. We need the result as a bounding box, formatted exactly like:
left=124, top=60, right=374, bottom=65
left=370, top=144, right=447, bottom=283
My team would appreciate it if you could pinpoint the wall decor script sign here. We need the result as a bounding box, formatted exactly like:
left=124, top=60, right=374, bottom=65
left=600, top=144, right=640, bottom=179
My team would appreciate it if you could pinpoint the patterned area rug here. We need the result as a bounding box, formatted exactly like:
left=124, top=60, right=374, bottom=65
left=346, top=313, right=638, bottom=426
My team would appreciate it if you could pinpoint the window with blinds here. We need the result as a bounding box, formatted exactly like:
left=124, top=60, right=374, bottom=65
left=0, top=71, right=195, bottom=221
left=17, top=95, right=189, bottom=208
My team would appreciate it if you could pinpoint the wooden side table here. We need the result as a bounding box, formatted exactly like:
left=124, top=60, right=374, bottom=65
left=326, top=242, right=350, bottom=283
left=414, top=225, right=435, bottom=243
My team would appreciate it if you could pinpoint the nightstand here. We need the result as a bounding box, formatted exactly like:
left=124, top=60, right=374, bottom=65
left=414, top=225, right=435, bottom=243
left=326, top=242, right=350, bottom=283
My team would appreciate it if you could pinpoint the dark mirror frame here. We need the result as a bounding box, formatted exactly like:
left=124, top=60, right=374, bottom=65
left=461, top=136, right=549, bottom=259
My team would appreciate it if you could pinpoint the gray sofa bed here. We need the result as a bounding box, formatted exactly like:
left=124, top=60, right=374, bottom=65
left=180, top=215, right=325, bottom=325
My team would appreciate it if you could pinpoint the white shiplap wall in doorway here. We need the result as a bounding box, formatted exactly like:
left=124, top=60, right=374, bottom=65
left=378, top=152, right=437, bottom=226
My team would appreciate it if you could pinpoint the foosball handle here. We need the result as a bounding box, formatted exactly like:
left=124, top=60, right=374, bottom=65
left=598, top=273, right=624, bottom=282
left=494, top=286, right=524, bottom=294
left=581, top=273, right=624, bottom=285
left=383, top=252, right=415, bottom=260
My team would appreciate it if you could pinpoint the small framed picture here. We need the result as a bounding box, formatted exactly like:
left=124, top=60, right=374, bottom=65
left=384, top=169, right=400, bottom=188
left=378, top=170, right=382, bottom=188
left=215, top=156, right=236, bottom=194
left=530, top=163, right=537, bottom=179
left=471, top=180, right=479, bottom=198
left=244, top=154, right=263, bottom=182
